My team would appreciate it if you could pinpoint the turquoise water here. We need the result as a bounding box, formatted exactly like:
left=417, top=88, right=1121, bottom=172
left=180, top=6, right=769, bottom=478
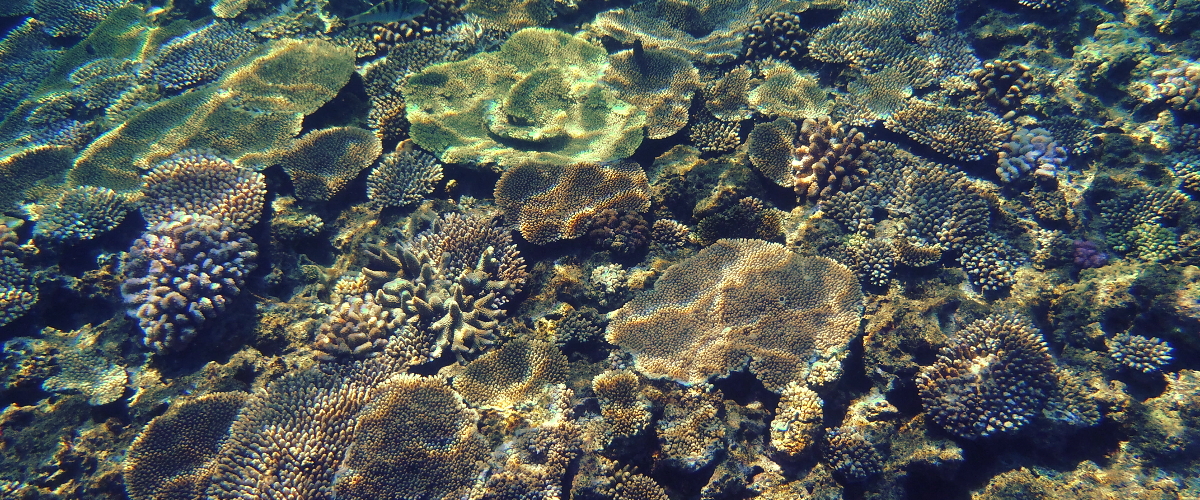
left=0, top=0, right=1198, bottom=498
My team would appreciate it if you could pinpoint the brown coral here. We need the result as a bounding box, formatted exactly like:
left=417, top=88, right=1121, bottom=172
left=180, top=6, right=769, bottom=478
left=771, top=382, right=823, bottom=456
left=141, top=149, right=266, bottom=230
left=747, top=116, right=875, bottom=202
left=884, top=99, right=1012, bottom=161
left=748, top=60, right=831, bottom=120
left=592, top=370, right=651, bottom=437
left=969, top=59, right=1036, bottom=112
left=280, top=126, right=383, bottom=201
left=604, top=44, right=699, bottom=139
left=494, top=161, right=650, bottom=245
left=452, top=338, right=568, bottom=409
left=703, top=64, right=755, bottom=122
left=606, top=239, right=863, bottom=391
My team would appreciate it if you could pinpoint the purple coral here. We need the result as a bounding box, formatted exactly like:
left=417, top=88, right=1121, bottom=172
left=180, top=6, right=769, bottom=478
left=1073, top=239, right=1108, bottom=269
left=120, top=213, right=257, bottom=353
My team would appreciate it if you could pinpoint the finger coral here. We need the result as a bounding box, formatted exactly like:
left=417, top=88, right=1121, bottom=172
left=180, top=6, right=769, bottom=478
left=120, top=213, right=258, bottom=353
left=592, top=370, right=651, bottom=437
left=771, top=382, right=823, bottom=456
left=402, top=27, right=645, bottom=168
left=742, top=10, right=807, bottom=62
left=495, top=161, right=650, bottom=245
left=748, top=116, right=875, bottom=202
left=1107, top=332, right=1173, bottom=373
left=917, top=315, right=1055, bottom=439
left=281, top=127, right=383, bottom=201
left=969, top=60, right=1036, bottom=112
left=140, top=150, right=267, bottom=230
left=606, top=238, right=863, bottom=391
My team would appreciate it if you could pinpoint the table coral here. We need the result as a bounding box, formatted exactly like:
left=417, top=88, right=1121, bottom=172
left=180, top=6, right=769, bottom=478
left=120, top=213, right=258, bottom=353
left=603, top=44, right=699, bottom=139
left=140, top=20, right=259, bottom=92
left=32, top=0, right=128, bottom=37
left=403, top=27, right=645, bottom=168
left=280, top=127, right=383, bottom=201
left=495, top=160, right=650, bottom=245
left=748, top=61, right=831, bottom=120
left=452, top=338, right=568, bottom=409
left=884, top=99, right=1012, bottom=161
left=606, top=238, right=863, bottom=392
left=140, top=150, right=266, bottom=230
left=590, top=0, right=793, bottom=64
left=917, top=315, right=1056, bottom=439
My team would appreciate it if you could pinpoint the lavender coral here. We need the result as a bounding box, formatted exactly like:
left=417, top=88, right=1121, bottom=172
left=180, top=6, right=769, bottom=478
left=120, top=213, right=258, bottom=353
left=996, top=127, right=1068, bottom=182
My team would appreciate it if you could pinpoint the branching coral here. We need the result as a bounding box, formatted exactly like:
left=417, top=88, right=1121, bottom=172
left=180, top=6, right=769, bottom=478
left=969, top=60, right=1036, bottom=112
left=771, top=382, right=823, bottom=456
left=742, top=10, right=807, bottom=62
left=1137, top=59, right=1200, bottom=112
left=917, top=315, right=1055, bottom=439
left=366, top=141, right=444, bottom=208
left=495, top=161, right=650, bottom=245
left=656, top=386, right=728, bottom=472
left=452, top=338, right=568, bottom=409
left=606, top=239, right=863, bottom=391
left=1107, top=333, right=1173, bottom=373
left=120, top=213, right=258, bottom=353
left=281, top=127, right=383, bottom=201
left=403, top=27, right=645, bottom=167
left=1, top=256, right=38, bottom=328
left=747, top=116, right=875, bottom=202
left=141, top=150, right=267, bottom=230
left=27, top=185, right=129, bottom=244
left=140, top=20, right=259, bottom=92
left=592, top=370, right=651, bottom=437
left=884, top=99, right=1012, bottom=161
left=589, top=0, right=793, bottom=64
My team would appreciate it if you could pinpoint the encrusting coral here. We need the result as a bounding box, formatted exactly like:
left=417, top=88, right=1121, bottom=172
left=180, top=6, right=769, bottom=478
left=607, top=238, right=863, bottom=391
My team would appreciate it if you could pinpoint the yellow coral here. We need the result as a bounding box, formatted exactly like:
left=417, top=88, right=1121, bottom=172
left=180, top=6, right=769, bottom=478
left=452, top=338, right=569, bottom=410
left=494, top=160, right=650, bottom=244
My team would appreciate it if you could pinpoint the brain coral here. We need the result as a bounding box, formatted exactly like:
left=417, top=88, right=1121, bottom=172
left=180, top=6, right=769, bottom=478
left=917, top=315, right=1055, bottom=439
left=495, top=160, right=651, bottom=245
left=606, top=239, right=863, bottom=392
left=120, top=213, right=258, bottom=353
left=452, top=338, right=568, bottom=410
left=280, top=127, right=383, bottom=201
left=402, top=27, right=645, bottom=167
left=603, top=45, right=699, bottom=139
left=141, top=150, right=266, bottom=230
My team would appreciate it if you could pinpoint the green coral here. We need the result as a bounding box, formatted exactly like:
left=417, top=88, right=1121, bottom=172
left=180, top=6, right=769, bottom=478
left=69, top=38, right=355, bottom=192
left=1127, top=223, right=1179, bottom=262
left=402, top=27, right=645, bottom=168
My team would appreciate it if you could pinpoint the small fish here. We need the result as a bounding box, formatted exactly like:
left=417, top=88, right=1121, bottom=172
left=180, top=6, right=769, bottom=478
left=346, top=0, right=430, bottom=25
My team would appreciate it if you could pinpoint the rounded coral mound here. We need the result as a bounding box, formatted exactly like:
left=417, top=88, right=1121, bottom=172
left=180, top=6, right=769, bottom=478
left=280, top=127, right=383, bottom=201
left=747, top=116, right=874, bottom=202
left=495, top=161, right=650, bottom=245
left=917, top=315, right=1055, bottom=439
left=141, top=150, right=266, bottom=230
left=120, top=213, right=258, bottom=353
left=606, top=238, right=863, bottom=391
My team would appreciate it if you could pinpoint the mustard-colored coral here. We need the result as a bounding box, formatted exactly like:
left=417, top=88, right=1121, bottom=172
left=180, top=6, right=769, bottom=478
left=606, top=238, right=863, bottom=391
left=403, top=28, right=645, bottom=168
left=771, top=382, right=823, bottom=456
left=452, top=338, right=569, bottom=410
left=279, top=126, right=382, bottom=201
left=748, top=60, right=831, bottom=120
left=604, top=46, right=699, bottom=139
left=494, top=160, right=650, bottom=244
left=592, top=370, right=651, bottom=437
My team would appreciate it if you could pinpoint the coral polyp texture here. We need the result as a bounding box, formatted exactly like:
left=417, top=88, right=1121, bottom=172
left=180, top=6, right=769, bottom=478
left=280, top=127, right=383, bottom=201
left=120, top=213, right=258, bottom=353
left=742, top=10, right=807, bottom=62
left=592, top=369, right=652, bottom=437
left=603, top=45, right=699, bottom=139
left=771, top=382, right=824, bottom=456
left=140, top=20, right=259, bottom=92
left=366, top=141, right=444, bottom=208
left=1106, top=333, right=1173, bottom=373
left=495, top=160, right=650, bottom=245
left=589, top=0, right=792, bottom=64
left=402, top=27, right=645, bottom=167
left=451, top=338, right=568, bottom=409
left=27, top=185, right=129, bottom=244
left=884, top=99, right=1012, bottom=161
left=996, top=127, right=1068, bottom=182
left=747, top=61, right=831, bottom=120
left=917, top=315, right=1055, bottom=439
left=140, top=150, right=267, bottom=230
left=606, top=239, right=863, bottom=391
left=969, top=60, right=1036, bottom=112
left=0, top=256, right=37, bottom=328
left=748, top=116, right=875, bottom=202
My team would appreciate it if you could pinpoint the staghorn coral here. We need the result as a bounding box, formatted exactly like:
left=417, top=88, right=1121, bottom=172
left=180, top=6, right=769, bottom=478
left=748, top=60, right=831, bottom=120
left=141, top=150, right=267, bottom=230
left=124, top=392, right=249, bottom=500
left=332, top=374, right=489, bottom=500
left=495, top=160, right=650, bottom=245
left=747, top=116, right=874, bottom=202
left=808, top=0, right=977, bottom=89
left=27, top=185, right=129, bottom=244
left=823, top=426, right=883, bottom=483
left=140, top=20, right=260, bottom=92
left=656, top=386, right=728, bottom=472
left=589, top=0, right=793, bottom=64
left=403, top=28, right=645, bottom=167
left=1107, top=333, right=1173, bottom=374
left=280, top=127, right=383, bottom=201
left=969, top=60, right=1036, bottom=112
left=363, top=212, right=527, bottom=360
left=835, top=68, right=913, bottom=126
left=1137, top=59, right=1200, bottom=112
left=366, top=140, right=444, bottom=208
left=742, top=10, right=807, bottom=62
left=604, top=45, right=699, bottom=139
left=917, top=315, right=1055, bottom=439
left=606, top=239, right=863, bottom=391
left=885, top=99, right=1012, bottom=161
left=120, top=213, right=258, bottom=353
left=592, top=370, right=652, bottom=437
left=996, top=127, right=1068, bottom=182
left=452, top=338, right=568, bottom=409
left=32, top=0, right=129, bottom=37
left=771, top=382, right=823, bottom=456
left=0, top=256, right=37, bottom=328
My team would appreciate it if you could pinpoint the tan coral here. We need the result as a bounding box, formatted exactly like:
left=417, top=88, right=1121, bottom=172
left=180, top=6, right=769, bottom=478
left=589, top=0, right=794, bottom=64
left=703, top=64, right=755, bottom=122
left=884, top=99, right=1012, bottom=161
left=748, top=60, right=831, bottom=120
left=606, top=239, right=863, bottom=391
left=495, top=161, right=650, bottom=244
left=140, top=149, right=266, bottom=230
left=604, top=45, right=699, bottom=139
left=747, top=116, right=875, bottom=202
left=452, top=338, right=568, bottom=410
left=771, top=382, right=823, bottom=456
left=280, top=126, right=383, bottom=201
left=592, top=370, right=651, bottom=437
left=836, top=67, right=913, bottom=126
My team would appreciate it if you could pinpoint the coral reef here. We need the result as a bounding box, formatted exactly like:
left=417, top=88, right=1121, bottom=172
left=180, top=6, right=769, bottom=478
left=747, top=116, right=874, bottom=202
left=824, top=426, right=883, bottom=483
left=656, top=386, right=728, bottom=472
left=280, top=127, right=383, bottom=201
left=140, top=150, right=267, bottom=230
left=140, top=20, right=259, bottom=92
left=589, top=0, right=793, bottom=64
left=27, top=185, right=129, bottom=244
left=495, top=161, right=650, bottom=245
left=366, top=140, right=444, bottom=208
left=1107, top=332, right=1173, bottom=373
left=120, top=213, right=258, bottom=353
left=1137, top=59, right=1200, bottom=112
left=884, top=99, right=1012, bottom=161
left=917, top=315, right=1055, bottom=439
left=592, top=370, right=651, bottom=437
left=603, top=45, right=699, bottom=139
left=748, top=60, right=831, bottom=120
left=451, top=338, right=568, bottom=409
left=771, top=382, right=823, bottom=456
left=32, top=0, right=129, bottom=37
left=996, top=127, right=1068, bottom=182
left=969, top=59, right=1036, bottom=112
left=0, top=254, right=37, bottom=328
left=742, top=10, right=807, bottom=62
left=607, top=239, right=863, bottom=391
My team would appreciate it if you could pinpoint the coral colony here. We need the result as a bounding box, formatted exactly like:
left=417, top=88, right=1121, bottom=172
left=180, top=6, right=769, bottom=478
left=4, top=0, right=1200, bottom=498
